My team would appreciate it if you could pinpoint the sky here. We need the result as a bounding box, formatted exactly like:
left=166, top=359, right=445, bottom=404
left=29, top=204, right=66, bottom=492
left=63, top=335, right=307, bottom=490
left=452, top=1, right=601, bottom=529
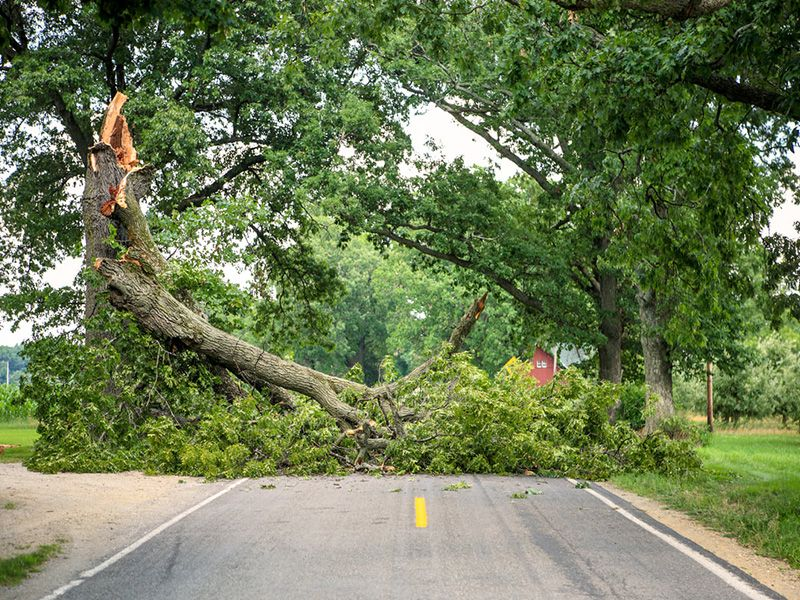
left=1, top=105, right=798, bottom=346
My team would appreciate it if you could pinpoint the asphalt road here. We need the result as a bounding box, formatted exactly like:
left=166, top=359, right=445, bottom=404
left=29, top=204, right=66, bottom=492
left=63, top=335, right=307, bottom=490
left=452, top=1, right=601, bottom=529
left=35, top=475, right=780, bottom=600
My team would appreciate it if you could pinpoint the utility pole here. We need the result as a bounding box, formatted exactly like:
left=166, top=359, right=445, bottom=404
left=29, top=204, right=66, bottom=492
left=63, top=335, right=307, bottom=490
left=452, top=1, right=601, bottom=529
left=706, top=361, right=714, bottom=432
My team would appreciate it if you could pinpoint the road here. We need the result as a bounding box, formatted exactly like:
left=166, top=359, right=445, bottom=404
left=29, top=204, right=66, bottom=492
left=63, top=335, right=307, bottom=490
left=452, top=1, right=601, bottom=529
left=32, top=475, right=780, bottom=600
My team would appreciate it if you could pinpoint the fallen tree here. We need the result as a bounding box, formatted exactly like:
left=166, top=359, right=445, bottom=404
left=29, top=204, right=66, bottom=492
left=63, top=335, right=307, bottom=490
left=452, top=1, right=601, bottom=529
left=87, top=93, right=485, bottom=462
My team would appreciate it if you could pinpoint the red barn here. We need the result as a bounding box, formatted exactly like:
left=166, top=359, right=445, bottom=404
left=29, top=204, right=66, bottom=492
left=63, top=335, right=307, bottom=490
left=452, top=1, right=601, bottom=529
left=529, top=347, right=558, bottom=386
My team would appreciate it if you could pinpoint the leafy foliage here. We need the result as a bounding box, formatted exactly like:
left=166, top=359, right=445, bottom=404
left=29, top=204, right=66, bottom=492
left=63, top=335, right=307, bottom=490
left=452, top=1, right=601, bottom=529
left=23, top=320, right=699, bottom=479
left=23, top=316, right=343, bottom=476
left=388, top=360, right=700, bottom=478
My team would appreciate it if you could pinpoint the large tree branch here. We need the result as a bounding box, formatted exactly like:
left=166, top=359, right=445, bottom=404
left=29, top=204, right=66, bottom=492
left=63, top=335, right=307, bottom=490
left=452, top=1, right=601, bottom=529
left=505, top=0, right=734, bottom=19
left=447, top=84, right=577, bottom=175
left=102, top=22, right=121, bottom=99
left=373, top=227, right=544, bottom=312
left=177, top=154, right=266, bottom=210
left=685, top=72, right=800, bottom=120
left=52, top=93, right=91, bottom=167
left=439, top=102, right=561, bottom=197
left=96, top=260, right=368, bottom=426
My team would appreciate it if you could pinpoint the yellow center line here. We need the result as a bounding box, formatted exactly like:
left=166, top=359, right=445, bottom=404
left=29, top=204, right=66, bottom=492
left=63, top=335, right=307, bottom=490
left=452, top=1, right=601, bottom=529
left=414, top=496, right=428, bottom=528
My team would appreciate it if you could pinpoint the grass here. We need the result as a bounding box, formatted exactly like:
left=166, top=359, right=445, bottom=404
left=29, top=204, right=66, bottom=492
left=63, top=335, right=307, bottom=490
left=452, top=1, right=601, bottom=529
left=613, top=431, right=800, bottom=569
left=0, top=419, right=38, bottom=463
left=0, top=544, right=60, bottom=587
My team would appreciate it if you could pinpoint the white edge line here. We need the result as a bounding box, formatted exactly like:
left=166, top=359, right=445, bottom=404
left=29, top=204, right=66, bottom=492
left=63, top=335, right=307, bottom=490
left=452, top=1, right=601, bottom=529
left=39, top=578, right=83, bottom=600
left=39, top=478, right=247, bottom=600
left=566, top=478, right=773, bottom=600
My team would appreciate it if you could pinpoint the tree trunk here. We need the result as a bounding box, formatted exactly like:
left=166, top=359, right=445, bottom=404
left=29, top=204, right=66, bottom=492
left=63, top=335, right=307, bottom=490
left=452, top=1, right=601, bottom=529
left=81, top=93, right=147, bottom=334
left=637, top=287, right=674, bottom=432
left=81, top=138, right=122, bottom=328
left=598, top=271, right=622, bottom=384
left=599, top=270, right=624, bottom=421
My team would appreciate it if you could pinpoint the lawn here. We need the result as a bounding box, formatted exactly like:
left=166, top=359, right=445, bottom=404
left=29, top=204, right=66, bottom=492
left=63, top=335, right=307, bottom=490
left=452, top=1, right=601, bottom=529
left=0, top=419, right=38, bottom=463
left=613, top=431, right=800, bottom=569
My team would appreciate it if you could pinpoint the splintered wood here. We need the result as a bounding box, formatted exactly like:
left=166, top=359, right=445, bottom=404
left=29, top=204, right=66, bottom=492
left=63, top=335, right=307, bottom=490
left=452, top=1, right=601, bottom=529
left=96, top=92, right=140, bottom=215
left=100, top=91, right=138, bottom=171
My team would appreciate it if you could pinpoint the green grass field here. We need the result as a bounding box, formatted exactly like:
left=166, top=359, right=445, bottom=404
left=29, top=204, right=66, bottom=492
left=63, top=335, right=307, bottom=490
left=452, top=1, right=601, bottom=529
left=613, top=431, right=800, bottom=569
left=0, top=419, right=38, bottom=463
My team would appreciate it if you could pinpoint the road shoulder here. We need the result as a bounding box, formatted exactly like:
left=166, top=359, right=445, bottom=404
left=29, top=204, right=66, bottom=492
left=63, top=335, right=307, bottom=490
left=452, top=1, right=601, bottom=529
left=601, top=481, right=800, bottom=600
left=0, top=463, right=230, bottom=600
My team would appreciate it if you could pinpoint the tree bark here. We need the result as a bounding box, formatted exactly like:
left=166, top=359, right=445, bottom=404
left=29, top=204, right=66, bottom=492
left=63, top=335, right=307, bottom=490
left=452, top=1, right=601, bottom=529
left=685, top=73, right=800, bottom=122
left=598, top=273, right=623, bottom=384
left=598, top=270, right=625, bottom=422
left=82, top=139, right=122, bottom=328
left=636, top=287, right=674, bottom=432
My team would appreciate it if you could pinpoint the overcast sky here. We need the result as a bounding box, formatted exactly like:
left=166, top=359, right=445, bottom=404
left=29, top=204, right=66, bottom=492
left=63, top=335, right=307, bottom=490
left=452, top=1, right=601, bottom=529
left=1, top=106, right=798, bottom=346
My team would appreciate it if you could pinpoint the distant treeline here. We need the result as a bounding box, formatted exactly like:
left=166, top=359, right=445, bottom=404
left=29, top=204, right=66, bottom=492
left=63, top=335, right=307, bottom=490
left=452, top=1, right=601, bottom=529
left=0, top=345, right=27, bottom=385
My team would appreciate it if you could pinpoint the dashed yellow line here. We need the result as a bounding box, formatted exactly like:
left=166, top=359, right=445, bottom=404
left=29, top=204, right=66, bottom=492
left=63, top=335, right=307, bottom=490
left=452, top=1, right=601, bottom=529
left=414, top=497, right=428, bottom=528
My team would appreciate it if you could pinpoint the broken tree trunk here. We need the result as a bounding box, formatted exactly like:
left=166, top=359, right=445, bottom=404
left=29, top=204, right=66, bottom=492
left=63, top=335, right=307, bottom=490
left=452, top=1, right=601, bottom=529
left=82, top=93, right=250, bottom=403
left=88, top=94, right=485, bottom=452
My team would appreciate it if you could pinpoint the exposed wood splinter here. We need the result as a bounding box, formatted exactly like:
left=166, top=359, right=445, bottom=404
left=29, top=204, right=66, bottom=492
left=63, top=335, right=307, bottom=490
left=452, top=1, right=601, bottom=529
left=120, top=254, right=142, bottom=268
left=100, top=199, right=116, bottom=216
left=100, top=91, right=139, bottom=171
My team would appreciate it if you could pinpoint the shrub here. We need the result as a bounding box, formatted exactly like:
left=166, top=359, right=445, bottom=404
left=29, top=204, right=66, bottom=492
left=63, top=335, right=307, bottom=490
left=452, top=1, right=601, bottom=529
left=616, top=382, right=647, bottom=430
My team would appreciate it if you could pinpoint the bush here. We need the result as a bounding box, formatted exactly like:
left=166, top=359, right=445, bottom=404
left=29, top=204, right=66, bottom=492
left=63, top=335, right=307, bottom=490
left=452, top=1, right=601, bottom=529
left=616, top=382, right=647, bottom=430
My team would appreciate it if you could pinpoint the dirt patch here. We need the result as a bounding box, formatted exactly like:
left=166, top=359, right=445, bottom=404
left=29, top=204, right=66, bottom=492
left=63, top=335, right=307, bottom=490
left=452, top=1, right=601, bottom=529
left=603, top=481, right=800, bottom=600
left=0, top=463, right=230, bottom=600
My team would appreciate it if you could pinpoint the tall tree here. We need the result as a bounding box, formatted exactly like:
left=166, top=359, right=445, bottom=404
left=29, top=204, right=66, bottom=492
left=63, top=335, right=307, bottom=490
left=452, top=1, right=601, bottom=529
left=342, top=0, right=792, bottom=427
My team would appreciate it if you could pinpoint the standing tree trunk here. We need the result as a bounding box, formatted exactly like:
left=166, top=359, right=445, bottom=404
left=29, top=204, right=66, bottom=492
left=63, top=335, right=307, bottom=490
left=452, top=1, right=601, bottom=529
left=637, top=286, right=674, bottom=432
left=81, top=93, right=140, bottom=334
left=599, top=270, right=625, bottom=421
left=593, top=237, right=623, bottom=386
left=598, top=271, right=623, bottom=384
